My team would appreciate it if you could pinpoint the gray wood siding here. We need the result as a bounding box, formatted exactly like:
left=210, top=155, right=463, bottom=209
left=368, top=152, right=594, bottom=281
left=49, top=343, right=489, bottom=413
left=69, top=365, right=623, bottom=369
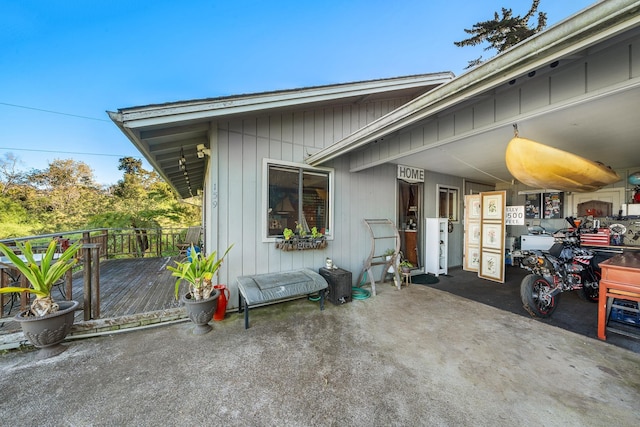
left=212, top=97, right=410, bottom=308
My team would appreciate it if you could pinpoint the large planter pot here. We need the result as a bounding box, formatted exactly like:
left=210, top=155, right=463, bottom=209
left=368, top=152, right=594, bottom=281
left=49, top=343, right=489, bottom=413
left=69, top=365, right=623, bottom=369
left=181, top=290, right=220, bottom=335
left=15, top=300, right=79, bottom=359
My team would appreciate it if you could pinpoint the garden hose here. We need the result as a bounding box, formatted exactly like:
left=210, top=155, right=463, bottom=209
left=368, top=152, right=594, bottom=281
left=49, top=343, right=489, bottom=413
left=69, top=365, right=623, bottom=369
left=308, top=293, right=322, bottom=302
left=352, top=287, right=371, bottom=300
left=352, top=271, right=371, bottom=300
left=309, top=271, right=373, bottom=302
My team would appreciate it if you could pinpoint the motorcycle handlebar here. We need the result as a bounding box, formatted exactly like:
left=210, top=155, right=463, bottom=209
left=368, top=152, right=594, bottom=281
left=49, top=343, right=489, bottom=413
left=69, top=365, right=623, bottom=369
left=565, top=216, right=599, bottom=234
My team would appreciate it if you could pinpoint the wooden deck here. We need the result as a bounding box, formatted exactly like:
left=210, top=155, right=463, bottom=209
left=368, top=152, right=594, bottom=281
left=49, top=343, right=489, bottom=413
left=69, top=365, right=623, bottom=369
left=1, top=257, right=183, bottom=335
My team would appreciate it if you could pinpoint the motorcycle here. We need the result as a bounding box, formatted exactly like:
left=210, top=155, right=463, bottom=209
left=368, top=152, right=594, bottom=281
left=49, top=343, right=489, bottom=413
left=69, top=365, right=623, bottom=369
left=515, top=217, right=602, bottom=318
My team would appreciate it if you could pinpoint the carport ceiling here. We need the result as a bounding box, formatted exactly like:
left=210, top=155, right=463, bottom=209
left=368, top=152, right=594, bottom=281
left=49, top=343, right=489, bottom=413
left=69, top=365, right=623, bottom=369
left=391, top=84, right=640, bottom=187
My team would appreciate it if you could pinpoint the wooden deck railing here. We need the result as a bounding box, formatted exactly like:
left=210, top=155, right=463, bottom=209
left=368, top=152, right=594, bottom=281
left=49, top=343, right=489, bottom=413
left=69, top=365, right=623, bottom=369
left=0, top=227, right=195, bottom=260
left=1, top=227, right=198, bottom=319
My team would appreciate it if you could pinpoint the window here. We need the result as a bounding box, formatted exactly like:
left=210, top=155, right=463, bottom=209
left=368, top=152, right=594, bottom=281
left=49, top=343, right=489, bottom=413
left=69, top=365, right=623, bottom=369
left=438, top=185, right=459, bottom=222
left=265, top=161, right=332, bottom=239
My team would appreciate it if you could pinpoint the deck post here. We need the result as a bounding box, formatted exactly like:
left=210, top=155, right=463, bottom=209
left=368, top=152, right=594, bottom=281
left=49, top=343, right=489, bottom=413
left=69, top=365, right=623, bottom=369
left=0, top=269, right=7, bottom=316
left=82, top=243, right=101, bottom=320
left=64, top=269, right=73, bottom=301
left=82, top=244, right=91, bottom=321
left=91, top=245, right=100, bottom=319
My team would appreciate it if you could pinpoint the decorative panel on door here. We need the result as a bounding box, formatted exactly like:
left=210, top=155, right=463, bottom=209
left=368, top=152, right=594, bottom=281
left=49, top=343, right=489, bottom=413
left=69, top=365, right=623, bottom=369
left=463, top=194, right=481, bottom=272
left=478, top=190, right=506, bottom=283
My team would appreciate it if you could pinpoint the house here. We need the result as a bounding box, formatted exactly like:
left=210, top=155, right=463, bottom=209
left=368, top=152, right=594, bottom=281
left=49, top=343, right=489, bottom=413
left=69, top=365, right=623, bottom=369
left=110, top=0, right=640, bottom=307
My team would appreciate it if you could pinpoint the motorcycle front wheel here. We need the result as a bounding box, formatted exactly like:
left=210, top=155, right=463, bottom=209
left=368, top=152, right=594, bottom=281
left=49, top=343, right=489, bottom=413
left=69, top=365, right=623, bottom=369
left=520, top=274, right=560, bottom=318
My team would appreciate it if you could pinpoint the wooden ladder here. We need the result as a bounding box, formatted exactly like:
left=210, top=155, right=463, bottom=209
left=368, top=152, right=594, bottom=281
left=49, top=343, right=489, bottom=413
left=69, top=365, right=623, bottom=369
left=357, top=219, right=402, bottom=296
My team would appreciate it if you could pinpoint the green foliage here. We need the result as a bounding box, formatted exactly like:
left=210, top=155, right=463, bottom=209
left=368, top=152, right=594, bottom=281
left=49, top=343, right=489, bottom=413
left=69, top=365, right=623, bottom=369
left=0, top=240, right=81, bottom=300
left=454, top=0, right=547, bottom=67
left=295, top=222, right=306, bottom=237
left=0, top=195, right=37, bottom=238
left=311, top=227, right=323, bottom=239
left=0, top=152, right=202, bottom=240
left=283, top=228, right=294, bottom=240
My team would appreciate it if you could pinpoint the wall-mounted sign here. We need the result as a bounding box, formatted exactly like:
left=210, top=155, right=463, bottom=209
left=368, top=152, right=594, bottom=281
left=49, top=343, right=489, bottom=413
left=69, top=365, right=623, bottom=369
left=506, top=206, right=525, bottom=225
left=397, top=165, right=424, bottom=183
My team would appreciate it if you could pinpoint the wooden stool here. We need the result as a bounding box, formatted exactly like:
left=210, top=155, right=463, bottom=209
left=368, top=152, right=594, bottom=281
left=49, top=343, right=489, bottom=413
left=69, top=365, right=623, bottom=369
left=401, top=272, right=412, bottom=287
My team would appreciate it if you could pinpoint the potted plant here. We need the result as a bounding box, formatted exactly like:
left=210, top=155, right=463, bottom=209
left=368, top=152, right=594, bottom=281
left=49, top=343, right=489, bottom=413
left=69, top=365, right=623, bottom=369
left=0, top=239, right=82, bottom=357
left=283, top=228, right=295, bottom=241
left=400, top=260, right=414, bottom=273
left=277, top=228, right=295, bottom=250
left=167, top=243, right=233, bottom=334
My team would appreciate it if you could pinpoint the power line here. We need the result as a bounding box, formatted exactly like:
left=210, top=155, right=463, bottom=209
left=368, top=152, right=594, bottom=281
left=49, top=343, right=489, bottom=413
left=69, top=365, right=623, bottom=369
left=0, top=102, right=110, bottom=122
left=0, top=147, right=131, bottom=158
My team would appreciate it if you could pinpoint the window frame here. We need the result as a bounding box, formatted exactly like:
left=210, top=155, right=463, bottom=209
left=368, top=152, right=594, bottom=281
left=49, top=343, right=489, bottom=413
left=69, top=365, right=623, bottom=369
left=262, top=158, right=334, bottom=242
left=436, top=184, right=460, bottom=223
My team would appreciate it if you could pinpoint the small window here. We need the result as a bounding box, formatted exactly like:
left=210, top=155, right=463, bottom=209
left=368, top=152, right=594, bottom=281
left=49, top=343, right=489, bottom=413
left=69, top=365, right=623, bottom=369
left=438, top=185, right=459, bottom=222
left=266, top=161, right=332, bottom=238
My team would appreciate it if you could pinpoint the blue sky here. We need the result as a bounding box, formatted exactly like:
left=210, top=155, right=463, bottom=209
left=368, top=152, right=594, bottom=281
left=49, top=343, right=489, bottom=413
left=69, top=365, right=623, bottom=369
left=1, top=0, right=596, bottom=185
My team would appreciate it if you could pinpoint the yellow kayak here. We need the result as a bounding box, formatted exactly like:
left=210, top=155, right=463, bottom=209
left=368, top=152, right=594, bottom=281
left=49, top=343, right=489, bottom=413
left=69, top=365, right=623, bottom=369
left=505, top=137, right=620, bottom=192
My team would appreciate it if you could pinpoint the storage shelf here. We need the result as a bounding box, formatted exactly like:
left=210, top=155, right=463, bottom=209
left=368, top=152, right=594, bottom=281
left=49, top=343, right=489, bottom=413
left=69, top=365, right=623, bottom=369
left=426, top=218, right=447, bottom=276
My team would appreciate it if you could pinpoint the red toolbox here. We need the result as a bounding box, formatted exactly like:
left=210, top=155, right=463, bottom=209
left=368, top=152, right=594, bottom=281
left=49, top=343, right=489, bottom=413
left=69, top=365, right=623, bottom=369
left=580, top=228, right=610, bottom=246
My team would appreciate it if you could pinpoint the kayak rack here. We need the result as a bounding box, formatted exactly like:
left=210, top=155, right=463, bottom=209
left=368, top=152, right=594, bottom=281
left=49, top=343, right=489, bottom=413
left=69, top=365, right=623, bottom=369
left=357, top=219, right=402, bottom=296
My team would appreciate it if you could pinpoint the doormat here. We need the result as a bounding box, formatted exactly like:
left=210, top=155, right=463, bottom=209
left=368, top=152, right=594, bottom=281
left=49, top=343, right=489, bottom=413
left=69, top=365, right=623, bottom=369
left=411, top=274, right=439, bottom=285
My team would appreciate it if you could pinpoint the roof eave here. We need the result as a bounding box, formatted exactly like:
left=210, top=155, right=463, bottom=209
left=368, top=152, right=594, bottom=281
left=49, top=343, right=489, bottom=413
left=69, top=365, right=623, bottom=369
left=108, top=111, right=191, bottom=199
left=115, top=72, right=455, bottom=129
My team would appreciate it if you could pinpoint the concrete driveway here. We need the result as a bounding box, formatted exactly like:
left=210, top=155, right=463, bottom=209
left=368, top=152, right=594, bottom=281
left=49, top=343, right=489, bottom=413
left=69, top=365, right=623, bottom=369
left=1, top=283, right=638, bottom=426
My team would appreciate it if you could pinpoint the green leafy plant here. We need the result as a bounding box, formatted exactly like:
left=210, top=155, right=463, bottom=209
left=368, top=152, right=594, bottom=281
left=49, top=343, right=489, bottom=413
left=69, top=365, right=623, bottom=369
left=0, top=239, right=81, bottom=316
left=295, top=222, right=307, bottom=237
left=311, top=227, right=323, bottom=239
left=400, top=260, right=414, bottom=269
left=384, top=248, right=395, bottom=257
left=167, top=244, right=233, bottom=300
left=283, top=228, right=294, bottom=240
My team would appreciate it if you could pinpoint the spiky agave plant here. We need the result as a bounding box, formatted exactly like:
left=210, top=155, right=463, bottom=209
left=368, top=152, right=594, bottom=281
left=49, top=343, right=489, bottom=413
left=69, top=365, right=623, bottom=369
left=0, top=239, right=81, bottom=316
left=167, top=244, right=233, bottom=300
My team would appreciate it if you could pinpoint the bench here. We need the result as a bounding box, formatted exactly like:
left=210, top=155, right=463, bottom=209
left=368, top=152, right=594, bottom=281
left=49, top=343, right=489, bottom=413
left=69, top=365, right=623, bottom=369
left=237, top=268, right=328, bottom=329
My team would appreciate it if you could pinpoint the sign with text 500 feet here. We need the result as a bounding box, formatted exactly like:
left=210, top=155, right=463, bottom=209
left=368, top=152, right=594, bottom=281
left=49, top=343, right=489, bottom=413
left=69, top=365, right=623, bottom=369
left=506, top=206, right=525, bottom=225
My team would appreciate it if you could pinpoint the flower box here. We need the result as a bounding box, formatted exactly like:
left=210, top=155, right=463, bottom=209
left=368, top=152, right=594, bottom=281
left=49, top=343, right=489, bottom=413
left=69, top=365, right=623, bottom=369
left=275, top=236, right=327, bottom=251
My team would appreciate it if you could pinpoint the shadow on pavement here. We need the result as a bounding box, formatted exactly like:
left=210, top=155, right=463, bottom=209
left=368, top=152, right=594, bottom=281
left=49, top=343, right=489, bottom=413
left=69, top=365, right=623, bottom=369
left=418, top=266, right=640, bottom=353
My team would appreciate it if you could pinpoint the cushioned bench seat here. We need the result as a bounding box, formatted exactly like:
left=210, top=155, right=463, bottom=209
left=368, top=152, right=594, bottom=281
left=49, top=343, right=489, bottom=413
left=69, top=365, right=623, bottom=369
left=237, top=268, right=328, bottom=329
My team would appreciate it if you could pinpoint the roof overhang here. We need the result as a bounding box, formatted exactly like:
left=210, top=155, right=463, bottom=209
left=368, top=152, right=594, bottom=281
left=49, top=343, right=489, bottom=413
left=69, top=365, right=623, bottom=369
left=108, top=73, right=454, bottom=198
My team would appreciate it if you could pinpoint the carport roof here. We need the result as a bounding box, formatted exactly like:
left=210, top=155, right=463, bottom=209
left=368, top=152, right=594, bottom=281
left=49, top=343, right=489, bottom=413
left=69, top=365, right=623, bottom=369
left=306, top=0, right=640, bottom=185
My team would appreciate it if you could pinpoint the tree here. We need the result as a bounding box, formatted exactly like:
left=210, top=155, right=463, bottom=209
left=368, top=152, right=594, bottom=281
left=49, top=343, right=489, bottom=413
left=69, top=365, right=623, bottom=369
left=0, top=153, right=26, bottom=196
left=0, top=194, right=37, bottom=238
left=90, top=157, right=201, bottom=256
left=0, top=151, right=200, bottom=247
left=25, top=159, right=108, bottom=233
left=454, top=0, right=547, bottom=68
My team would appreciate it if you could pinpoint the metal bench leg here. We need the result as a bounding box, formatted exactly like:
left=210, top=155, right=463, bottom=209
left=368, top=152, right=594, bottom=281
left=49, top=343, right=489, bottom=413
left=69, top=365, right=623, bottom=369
left=242, top=295, right=250, bottom=329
